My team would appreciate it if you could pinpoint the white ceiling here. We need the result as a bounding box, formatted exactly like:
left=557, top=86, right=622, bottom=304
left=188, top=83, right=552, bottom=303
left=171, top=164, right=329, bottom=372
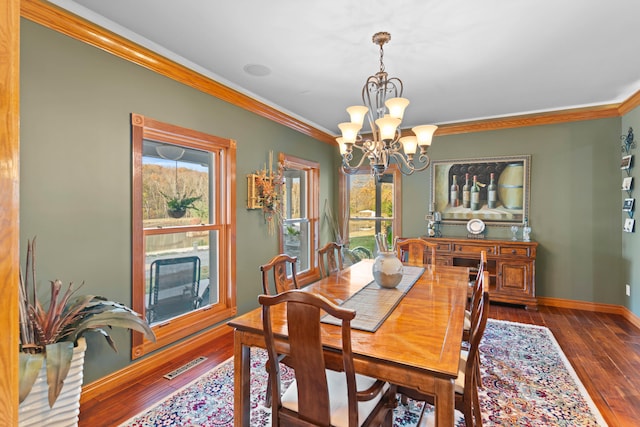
left=50, top=0, right=640, bottom=135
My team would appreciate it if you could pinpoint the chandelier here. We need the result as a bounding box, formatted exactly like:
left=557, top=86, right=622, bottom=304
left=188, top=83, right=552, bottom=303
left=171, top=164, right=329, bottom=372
left=337, top=32, right=438, bottom=177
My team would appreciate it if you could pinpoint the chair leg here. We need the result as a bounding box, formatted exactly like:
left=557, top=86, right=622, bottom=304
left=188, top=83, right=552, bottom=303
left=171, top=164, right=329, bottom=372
left=472, top=381, right=483, bottom=427
left=414, top=403, right=428, bottom=427
left=400, top=394, right=409, bottom=405
left=383, top=406, right=394, bottom=427
left=462, top=400, right=474, bottom=427
left=265, top=371, right=273, bottom=408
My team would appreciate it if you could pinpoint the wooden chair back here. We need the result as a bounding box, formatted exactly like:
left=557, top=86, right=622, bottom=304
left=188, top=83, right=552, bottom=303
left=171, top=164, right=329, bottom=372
left=464, top=287, right=490, bottom=426
left=396, top=238, right=437, bottom=266
left=259, top=290, right=393, bottom=427
left=469, top=251, right=487, bottom=311
left=260, top=254, right=299, bottom=295
left=318, top=242, right=344, bottom=278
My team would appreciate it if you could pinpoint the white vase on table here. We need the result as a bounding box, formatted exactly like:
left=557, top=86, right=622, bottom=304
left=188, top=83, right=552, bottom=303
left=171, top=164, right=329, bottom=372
left=372, top=251, right=403, bottom=289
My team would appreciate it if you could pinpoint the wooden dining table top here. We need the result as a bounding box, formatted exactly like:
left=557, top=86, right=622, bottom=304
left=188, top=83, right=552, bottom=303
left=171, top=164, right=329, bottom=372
left=228, top=259, right=470, bottom=382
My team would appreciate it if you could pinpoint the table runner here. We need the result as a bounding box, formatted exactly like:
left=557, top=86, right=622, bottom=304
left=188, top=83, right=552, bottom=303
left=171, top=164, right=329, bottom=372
left=322, top=265, right=425, bottom=332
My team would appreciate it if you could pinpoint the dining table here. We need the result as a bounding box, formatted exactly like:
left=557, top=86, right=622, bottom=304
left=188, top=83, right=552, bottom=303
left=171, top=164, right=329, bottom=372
left=227, top=259, right=470, bottom=427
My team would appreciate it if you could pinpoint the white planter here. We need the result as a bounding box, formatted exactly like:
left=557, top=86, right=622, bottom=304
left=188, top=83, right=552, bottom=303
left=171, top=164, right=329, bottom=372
left=19, top=338, right=87, bottom=427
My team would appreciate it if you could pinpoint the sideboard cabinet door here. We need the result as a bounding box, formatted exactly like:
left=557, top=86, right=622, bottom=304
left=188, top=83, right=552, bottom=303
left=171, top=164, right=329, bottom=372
left=497, top=260, right=534, bottom=301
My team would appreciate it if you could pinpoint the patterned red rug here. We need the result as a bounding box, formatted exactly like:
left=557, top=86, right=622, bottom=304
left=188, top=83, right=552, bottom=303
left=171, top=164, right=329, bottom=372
left=119, top=319, right=607, bottom=426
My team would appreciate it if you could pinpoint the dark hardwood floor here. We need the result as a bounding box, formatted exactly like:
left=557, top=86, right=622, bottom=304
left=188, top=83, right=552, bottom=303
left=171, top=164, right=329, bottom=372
left=79, top=304, right=640, bottom=426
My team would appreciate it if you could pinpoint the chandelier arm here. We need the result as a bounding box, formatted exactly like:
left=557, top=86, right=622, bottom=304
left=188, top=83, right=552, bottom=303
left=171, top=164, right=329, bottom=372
left=390, top=151, right=414, bottom=171
left=342, top=153, right=370, bottom=174
left=386, top=77, right=404, bottom=98
left=388, top=132, right=403, bottom=151
left=353, top=138, right=376, bottom=153
left=389, top=151, right=431, bottom=176
left=415, top=152, right=432, bottom=169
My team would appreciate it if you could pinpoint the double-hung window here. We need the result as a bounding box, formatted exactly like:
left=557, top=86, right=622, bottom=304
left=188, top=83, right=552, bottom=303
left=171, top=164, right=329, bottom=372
left=131, top=114, right=236, bottom=358
left=278, top=153, right=320, bottom=284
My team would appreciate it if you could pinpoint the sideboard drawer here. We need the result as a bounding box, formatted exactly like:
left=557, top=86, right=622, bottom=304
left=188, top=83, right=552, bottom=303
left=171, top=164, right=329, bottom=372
left=452, top=243, right=497, bottom=256
left=434, top=242, right=451, bottom=252
left=499, top=245, right=530, bottom=257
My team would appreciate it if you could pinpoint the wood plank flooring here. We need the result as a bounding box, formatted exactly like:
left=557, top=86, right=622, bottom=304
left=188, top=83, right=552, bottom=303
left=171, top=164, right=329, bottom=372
left=78, top=304, right=640, bottom=427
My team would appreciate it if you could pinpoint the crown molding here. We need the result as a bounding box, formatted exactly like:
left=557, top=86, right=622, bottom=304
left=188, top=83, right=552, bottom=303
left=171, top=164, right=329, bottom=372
left=618, top=90, right=640, bottom=116
left=435, top=104, right=622, bottom=136
left=21, top=0, right=639, bottom=145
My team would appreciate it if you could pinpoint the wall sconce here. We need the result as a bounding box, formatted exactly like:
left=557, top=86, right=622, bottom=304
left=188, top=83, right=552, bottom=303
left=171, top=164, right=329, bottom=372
left=622, top=127, right=635, bottom=154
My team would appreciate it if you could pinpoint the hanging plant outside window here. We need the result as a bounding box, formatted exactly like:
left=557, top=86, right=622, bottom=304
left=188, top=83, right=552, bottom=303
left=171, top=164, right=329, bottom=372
left=161, top=191, right=202, bottom=218
left=159, top=151, right=202, bottom=219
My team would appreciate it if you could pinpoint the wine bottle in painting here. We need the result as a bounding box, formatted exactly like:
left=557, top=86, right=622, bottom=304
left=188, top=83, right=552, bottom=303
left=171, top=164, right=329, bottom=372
left=470, top=175, right=480, bottom=211
left=462, top=173, right=470, bottom=208
left=488, top=172, right=497, bottom=208
left=450, top=175, right=459, bottom=207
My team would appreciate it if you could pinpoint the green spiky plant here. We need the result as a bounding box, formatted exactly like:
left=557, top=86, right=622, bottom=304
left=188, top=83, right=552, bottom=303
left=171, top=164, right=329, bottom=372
left=161, top=191, right=202, bottom=217
left=18, top=238, right=156, bottom=408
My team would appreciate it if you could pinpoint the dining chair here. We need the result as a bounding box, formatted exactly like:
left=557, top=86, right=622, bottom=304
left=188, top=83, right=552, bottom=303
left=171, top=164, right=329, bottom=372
left=260, top=253, right=299, bottom=295
left=259, top=289, right=397, bottom=427
left=398, top=288, right=490, bottom=427
left=466, top=270, right=488, bottom=391
left=259, top=253, right=299, bottom=407
left=318, top=241, right=344, bottom=278
left=396, top=237, right=437, bottom=266
left=464, top=251, right=487, bottom=341
left=463, top=252, right=487, bottom=394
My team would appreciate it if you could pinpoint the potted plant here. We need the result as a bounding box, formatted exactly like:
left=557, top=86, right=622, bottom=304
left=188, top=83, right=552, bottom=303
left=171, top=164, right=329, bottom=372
left=284, top=224, right=300, bottom=244
left=18, top=238, right=156, bottom=426
left=161, top=191, right=202, bottom=218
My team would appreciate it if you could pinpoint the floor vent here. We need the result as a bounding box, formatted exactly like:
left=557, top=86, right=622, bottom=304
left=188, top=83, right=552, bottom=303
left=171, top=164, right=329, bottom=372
left=163, top=356, right=207, bottom=380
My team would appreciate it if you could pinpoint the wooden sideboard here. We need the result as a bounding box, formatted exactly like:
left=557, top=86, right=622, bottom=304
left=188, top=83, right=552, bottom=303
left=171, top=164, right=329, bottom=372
left=422, top=236, right=538, bottom=310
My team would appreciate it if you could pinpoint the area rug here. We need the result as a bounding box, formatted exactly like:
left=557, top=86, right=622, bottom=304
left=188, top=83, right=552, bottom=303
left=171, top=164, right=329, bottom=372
left=119, top=319, right=607, bottom=426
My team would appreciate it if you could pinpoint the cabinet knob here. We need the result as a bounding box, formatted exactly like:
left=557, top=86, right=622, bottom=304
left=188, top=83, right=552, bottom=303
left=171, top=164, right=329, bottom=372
left=512, top=249, right=517, bottom=254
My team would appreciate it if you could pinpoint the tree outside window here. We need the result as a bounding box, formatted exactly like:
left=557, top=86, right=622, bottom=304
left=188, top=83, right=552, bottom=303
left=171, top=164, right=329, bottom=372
left=340, top=165, right=402, bottom=258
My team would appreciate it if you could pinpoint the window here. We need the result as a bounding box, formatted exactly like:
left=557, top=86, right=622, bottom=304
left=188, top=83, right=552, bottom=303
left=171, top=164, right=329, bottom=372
left=278, top=154, right=320, bottom=284
left=339, top=165, right=402, bottom=258
left=131, top=114, right=236, bottom=358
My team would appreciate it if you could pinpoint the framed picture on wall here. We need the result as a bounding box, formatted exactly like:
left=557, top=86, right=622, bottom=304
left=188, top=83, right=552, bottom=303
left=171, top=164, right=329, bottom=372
left=622, top=176, right=633, bottom=191
left=430, top=155, right=531, bottom=226
left=624, top=218, right=635, bottom=233
left=621, top=155, right=633, bottom=170
left=623, top=198, right=635, bottom=212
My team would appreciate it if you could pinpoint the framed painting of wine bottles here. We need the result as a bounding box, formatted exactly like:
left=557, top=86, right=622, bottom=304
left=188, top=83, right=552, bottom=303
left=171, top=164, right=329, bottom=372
left=430, top=155, right=531, bottom=226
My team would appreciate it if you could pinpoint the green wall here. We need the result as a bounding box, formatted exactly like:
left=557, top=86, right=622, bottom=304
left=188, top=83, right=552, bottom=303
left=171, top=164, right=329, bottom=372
left=20, top=20, right=338, bottom=383
left=20, top=17, right=631, bottom=386
left=401, top=120, right=624, bottom=305
left=622, top=106, right=640, bottom=313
